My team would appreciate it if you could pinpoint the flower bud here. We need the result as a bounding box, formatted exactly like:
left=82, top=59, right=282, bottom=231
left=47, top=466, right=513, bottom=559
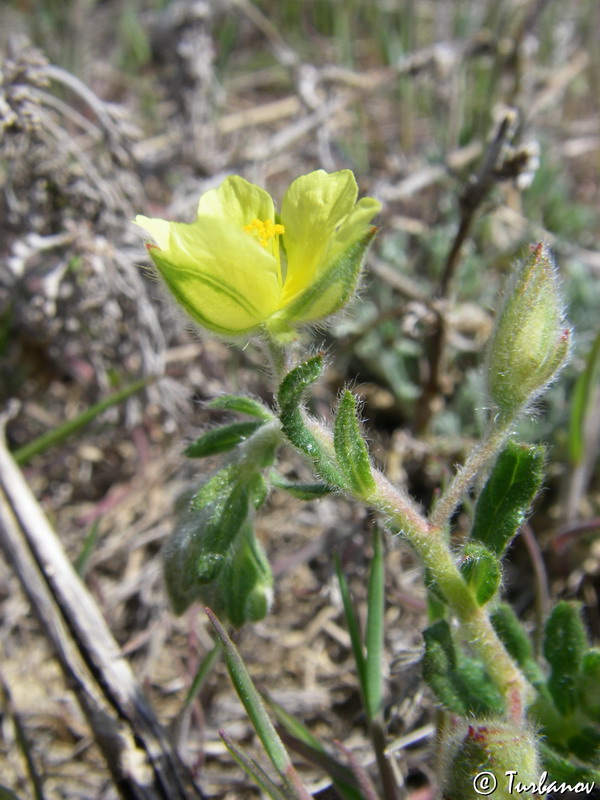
left=443, top=720, right=539, bottom=800
left=487, top=244, right=571, bottom=417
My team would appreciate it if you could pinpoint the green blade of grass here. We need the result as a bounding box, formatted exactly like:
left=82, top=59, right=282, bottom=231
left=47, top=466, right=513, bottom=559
left=183, top=641, right=222, bottom=711
left=73, top=517, right=102, bottom=578
left=365, top=526, right=385, bottom=722
left=220, top=730, right=288, bottom=800
left=267, top=697, right=363, bottom=800
left=334, top=552, right=367, bottom=700
left=13, top=376, right=156, bottom=466
left=569, top=330, right=600, bottom=466
left=206, top=608, right=312, bottom=799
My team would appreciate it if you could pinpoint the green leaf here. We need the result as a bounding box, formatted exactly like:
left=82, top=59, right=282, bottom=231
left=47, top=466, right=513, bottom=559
left=278, top=355, right=324, bottom=419
left=218, top=523, right=273, bottom=627
left=569, top=330, right=600, bottom=466
left=422, top=621, right=504, bottom=715
left=454, top=659, right=505, bottom=715
left=470, top=440, right=546, bottom=555
left=333, top=391, right=376, bottom=497
left=192, top=463, right=241, bottom=509
left=422, top=622, right=466, bottom=715
left=277, top=357, right=345, bottom=487
left=249, top=472, right=269, bottom=509
left=220, top=730, right=288, bottom=800
left=459, top=541, right=501, bottom=605
left=566, top=727, right=600, bottom=762
left=164, top=474, right=259, bottom=619
left=334, top=553, right=367, bottom=700
left=539, top=741, right=600, bottom=785
left=269, top=472, right=334, bottom=500
left=579, top=650, right=600, bottom=722
left=490, top=603, right=546, bottom=688
left=185, top=421, right=264, bottom=458
left=365, top=526, right=384, bottom=721
left=208, top=394, right=274, bottom=420
left=206, top=610, right=293, bottom=777
left=544, top=601, right=588, bottom=715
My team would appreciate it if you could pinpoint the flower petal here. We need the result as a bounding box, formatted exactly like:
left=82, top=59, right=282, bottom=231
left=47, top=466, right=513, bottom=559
left=197, top=175, right=275, bottom=227
left=330, top=196, right=381, bottom=258
left=135, top=215, right=172, bottom=250
left=140, top=216, right=282, bottom=335
left=280, top=170, right=359, bottom=304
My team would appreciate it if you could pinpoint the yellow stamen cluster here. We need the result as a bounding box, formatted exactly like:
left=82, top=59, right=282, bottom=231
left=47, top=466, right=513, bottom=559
left=244, top=218, right=285, bottom=249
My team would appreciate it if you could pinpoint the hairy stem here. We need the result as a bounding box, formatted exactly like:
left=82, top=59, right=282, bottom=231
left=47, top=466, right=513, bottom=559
left=428, top=417, right=513, bottom=529
left=370, top=473, right=528, bottom=718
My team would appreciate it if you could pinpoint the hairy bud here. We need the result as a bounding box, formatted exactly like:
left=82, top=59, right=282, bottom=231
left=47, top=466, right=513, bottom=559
left=487, top=244, right=571, bottom=417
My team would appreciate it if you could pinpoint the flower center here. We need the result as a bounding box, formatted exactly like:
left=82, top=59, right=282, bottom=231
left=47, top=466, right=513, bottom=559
left=244, top=218, right=285, bottom=249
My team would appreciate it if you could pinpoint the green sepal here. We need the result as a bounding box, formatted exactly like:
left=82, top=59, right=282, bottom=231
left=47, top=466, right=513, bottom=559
left=277, top=357, right=345, bottom=487
left=544, top=601, right=588, bottom=716
left=459, top=541, right=501, bottom=605
left=470, top=440, right=546, bottom=555
left=269, top=472, right=335, bottom=500
left=444, top=721, right=539, bottom=800
left=333, top=390, right=376, bottom=497
left=185, top=421, right=264, bottom=458
left=207, top=394, right=274, bottom=420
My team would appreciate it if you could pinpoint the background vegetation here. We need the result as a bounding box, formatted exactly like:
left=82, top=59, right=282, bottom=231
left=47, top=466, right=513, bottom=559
left=1, top=0, right=599, bottom=797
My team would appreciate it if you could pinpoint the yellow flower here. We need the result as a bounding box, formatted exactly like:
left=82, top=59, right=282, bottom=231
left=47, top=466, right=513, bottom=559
left=135, top=169, right=380, bottom=339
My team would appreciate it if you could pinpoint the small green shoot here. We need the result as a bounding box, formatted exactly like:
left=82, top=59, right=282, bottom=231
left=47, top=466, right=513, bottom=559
left=206, top=609, right=312, bottom=800
left=13, top=376, right=155, bottom=466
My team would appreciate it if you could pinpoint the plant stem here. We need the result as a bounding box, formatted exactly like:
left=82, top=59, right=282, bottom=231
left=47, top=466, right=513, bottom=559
left=263, top=334, right=293, bottom=384
left=428, top=417, right=513, bottom=529
left=370, top=475, right=528, bottom=719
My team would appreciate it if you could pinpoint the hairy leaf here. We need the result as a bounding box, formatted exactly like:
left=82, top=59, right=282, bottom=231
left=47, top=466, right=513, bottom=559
left=334, top=391, right=375, bottom=497
left=470, top=440, right=545, bottom=555
left=185, top=421, right=264, bottom=458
